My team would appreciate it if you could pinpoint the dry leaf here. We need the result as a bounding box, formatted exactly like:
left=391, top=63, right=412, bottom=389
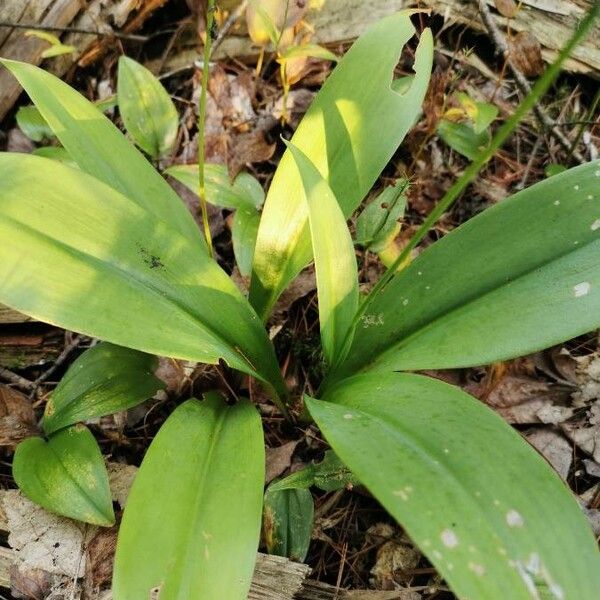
left=228, top=129, right=276, bottom=179
left=2, top=490, right=89, bottom=578
left=509, top=31, right=544, bottom=77
left=494, top=0, right=518, bottom=18
left=107, top=462, right=138, bottom=508
left=366, top=524, right=420, bottom=590
left=85, top=527, right=117, bottom=589
left=0, top=386, right=38, bottom=447
left=526, top=428, right=572, bottom=481
left=265, top=440, right=300, bottom=484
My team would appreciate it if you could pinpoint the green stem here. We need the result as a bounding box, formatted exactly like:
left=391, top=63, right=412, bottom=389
left=355, top=2, right=599, bottom=329
left=198, top=0, right=217, bottom=257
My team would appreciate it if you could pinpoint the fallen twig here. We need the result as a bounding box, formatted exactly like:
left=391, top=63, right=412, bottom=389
left=477, top=0, right=586, bottom=164
left=0, top=367, right=33, bottom=393
left=0, top=21, right=148, bottom=42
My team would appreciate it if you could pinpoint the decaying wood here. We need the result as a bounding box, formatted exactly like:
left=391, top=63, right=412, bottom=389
left=203, top=0, right=599, bottom=77
left=0, top=491, right=418, bottom=600
left=0, top=306, right=32, bottom=325
left=0, top=544, right=418, bottom=599
left=0, top=0, right=164, bottom=120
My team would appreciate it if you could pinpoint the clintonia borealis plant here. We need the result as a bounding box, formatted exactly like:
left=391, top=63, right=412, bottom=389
left=1, top=9, right=600, bottom=600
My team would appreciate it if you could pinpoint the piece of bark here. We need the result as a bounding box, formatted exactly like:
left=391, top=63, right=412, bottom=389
left=0, top=306, right=33, bottom=325
left=0, top=0, right=82, bottom=120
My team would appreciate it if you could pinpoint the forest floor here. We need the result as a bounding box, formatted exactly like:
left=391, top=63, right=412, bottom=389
left=0, top=1, right=599, bottom=599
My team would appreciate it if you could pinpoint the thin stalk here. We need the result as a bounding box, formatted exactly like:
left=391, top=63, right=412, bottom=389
left=198, top=0, right=217, bottom=257
left=354, top=2, right=599, bottom=328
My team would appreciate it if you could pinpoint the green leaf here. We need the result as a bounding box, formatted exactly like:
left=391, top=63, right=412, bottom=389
left=268, top=450, right=358, bottom=494
left=0, top=59, right=202, bottom=246
left=279, top=44, right=338, bottom=63
left=355, top=180, right=407, bottom=252
left=32, top=146, right=77, bottom=166
left=263, top=487, right=314, bottom=562
left=114, top=395, right=264, bottom=599
left=166, top=163, right=265, bottom=211
left=438, top=119, right=490, bottom=160
left=545, top=163, right=568, bottom=177
left=232, top=207, right=261, bottom=277
left=16, top=105, right=54, bottom=141
left=24, top=30, right=76, bottom=58
left=0, top=153, right=285, bottom=397
left=117, top=56, right=179, bottom=158
left=13, top=425, right=114, bottom=526
left=333, top=161, right=600, bottom=379
left=473, top=101, right=498, bottom=134
left=307, top=373, right=600, bottom=600
left=43, top=342, right=164, bottom=435
left=286, top=143, right=358, bottom=367
left=250, top=12, right=433, bottom=320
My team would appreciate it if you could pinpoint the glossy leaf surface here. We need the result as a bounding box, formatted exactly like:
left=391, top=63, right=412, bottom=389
left=0, top=153, right=285, bottom=396
left=287, top=143, right=358, bottom=366
left=117, top=56, right=179, bottom=158
left=307, top=373, right=600, bottom=600
left=13, top=425, right=114, bottom=526
left=334, top=161, right=600, bottom=380
left=232, top=207, right=261, bottom=277
left=0, top=59, right=201, bottom=245
left=166, top=163, right=265, bottom=211
left=250, top=13, right=433, bottom=319
left=355, top=180, right=407, bottom=252
left=268, top=450, right=358, bottom=494
left=43, top=342, right=164, bottom=434
left=114, top=395, right=264, bottom=600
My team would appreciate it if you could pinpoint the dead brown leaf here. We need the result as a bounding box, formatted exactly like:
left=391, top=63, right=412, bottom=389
left=494, top=0, right=518, bottom=18
left=85, top=527, right=117, bottom=589
left=508, top=31, right=544, bottom=77
left=0, top=385, right=38, bottom=448
left=366, top=524, right=421, bottom=590
left=265, top=440, right=300, bottom=484
left=228, top=129, right=276, bottom=179
left=526, top=428, right=572, bottom=481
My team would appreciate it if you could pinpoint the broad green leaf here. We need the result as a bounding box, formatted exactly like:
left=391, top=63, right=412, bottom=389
left=43, top=342, right=164, bottom=434
left=166, top=163, right=265, bottom=210
left=355, top=180, right=407, bottom=252
left=232, top=207, right=261, bottom=277
left=250, top=13, right=433, bottom=320
left=13, top=425, right=114, bottom=526
left=286, top=143, right=358, bottom=367
left=117, top=56, right=179, bottom=158
left=263, top=487, right=314, bottom=562
left=16, top=105, right=54, bottom=141
left=0, top=153, right=286, bottom=397
left=268, top=450, right=358, bottom=494
left=0, top=59, right=201, bottom=246
left=307, top=373, right=600, bottom=600
left=279, top=44, right=338, bottom=63
left=437, top=119, right=490, bottom=160
left=114, top=395, right=264, bottom=599
left=32, top=146, right=77, bottom=166
left=333, top=161, right=600, bottom=379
